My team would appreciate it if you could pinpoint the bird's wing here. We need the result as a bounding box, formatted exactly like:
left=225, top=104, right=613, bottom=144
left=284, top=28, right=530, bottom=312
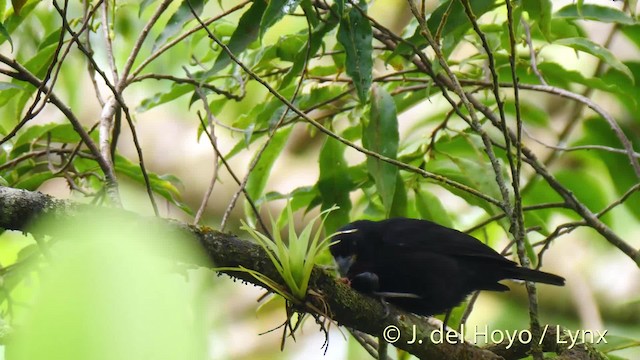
left=380, top=218, right=515, bottom=265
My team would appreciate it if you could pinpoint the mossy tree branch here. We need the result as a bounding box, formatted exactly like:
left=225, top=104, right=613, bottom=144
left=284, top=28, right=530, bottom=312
left=0, top=186, right=602, bottom=360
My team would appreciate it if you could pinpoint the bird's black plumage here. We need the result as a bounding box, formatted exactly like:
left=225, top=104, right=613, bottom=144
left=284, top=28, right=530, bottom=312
left=329, top=218, right=565, bottom=316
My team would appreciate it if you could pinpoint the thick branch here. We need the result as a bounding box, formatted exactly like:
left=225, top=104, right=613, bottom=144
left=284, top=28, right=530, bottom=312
left=0, top=186, right=603, bottom=360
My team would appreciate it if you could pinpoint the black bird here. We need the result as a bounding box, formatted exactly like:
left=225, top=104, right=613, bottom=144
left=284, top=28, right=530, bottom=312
left=329, top=218, right=565, bottom=316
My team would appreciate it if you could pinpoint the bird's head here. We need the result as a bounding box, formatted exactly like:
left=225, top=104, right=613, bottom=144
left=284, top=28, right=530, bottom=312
left=329, top=220, right=375, bottom=277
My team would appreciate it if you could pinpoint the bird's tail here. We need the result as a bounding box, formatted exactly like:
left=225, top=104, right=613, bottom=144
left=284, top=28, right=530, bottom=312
left=510, top=267, right=565, bottom=286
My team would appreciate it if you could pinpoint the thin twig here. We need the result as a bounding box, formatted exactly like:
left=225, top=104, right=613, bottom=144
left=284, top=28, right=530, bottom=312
left=195, top=113, right=271, bottom=237
left=520, top=18, right=547, bottom=86
left=101, top=0, right=119, bottom=83
left=525, top=129, right=640, bottom=158
left=189, top=68, right=221, bottom=225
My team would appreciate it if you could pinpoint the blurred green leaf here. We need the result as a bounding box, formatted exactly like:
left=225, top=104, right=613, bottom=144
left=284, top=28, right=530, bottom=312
left=138, top=0, right=154, bottom=17
left=621, top=24, right=640, bottom=49
left=212, top=0, right=267, bottom=72
left=577, top=118, right=640, bottom=221
left=152, top=0, right=205, bottom=51
left=233, top=86, right=296, bottom=130
left=115, top=155, right=192, bottom=215
left=390, top=173, right=408, bottom=217
left=336, top=1, right=372, bottom=103
left=363, top=86, right=399, bottom=217
left=522, top=0, right=552, bottom=39
left=1, top=0, right=39, bottom=45
left=555, top=37, right=634, bottom=81
left=425, top=154, right=505, bottom=220
left=281, top=9, right=339, bottom=88
left=556, top=169, right=609, bottom=219
left=260, top=0, right=302, bottom=38
left=11, top=0, right=28, bottom=15
left=136, top=83, right=192, bottom=112
left=8, top=213, right=207, bottom=360
left=0, top=21, right=13, bottom=50
left=596, top=334, right=640, bottom=353
left=262, top=186, right=318, bottom=213
left=548, top=18, right=586, bottom=40
left=38, top=28, right=62, bottom=50
left=415, top=187, right=453, bottom=228
left=505, top=100, right=549, bottom=127
left=0, top=82, right=23, bottom=91
left=318, top=137, right=352, bottom=234
left=244, top=126, right=293, bottom=220
left=13, top=172, right=54, bottom=191
left=0, top=44, right=56, bottom=111
left=600, top=62, right=640, bottom=114
left=555, top=4, right=635, bottom=25
left=8, top=123, right=79, bottom=161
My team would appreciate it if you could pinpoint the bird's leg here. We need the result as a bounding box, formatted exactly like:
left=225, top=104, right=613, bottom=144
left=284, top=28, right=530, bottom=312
left=443, top=308, right=453, bottom=329
left=379, top=297, right=391, bottom=318
left=349, top=272, right=392, bottom=317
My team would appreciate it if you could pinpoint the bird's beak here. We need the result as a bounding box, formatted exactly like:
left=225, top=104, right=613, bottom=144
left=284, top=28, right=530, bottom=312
left=335, top=255, right=356, bottom=277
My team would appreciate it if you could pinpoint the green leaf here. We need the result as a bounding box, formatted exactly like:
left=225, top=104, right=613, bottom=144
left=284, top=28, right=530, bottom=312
left=554, top=37, right=634, bottom=82
left=425, top=153, right=506, bottom=221
left=555, top=4, right=635, bottom=25
left=115, top=155, right=192, bottom=215
left=523, top=236, right=538, bottom=267
left=1, top=0, right=39, bottom=45
left=600, top=62, right=640, bottom=114
left=152, top=0, right=205, bottom=51
left=389, top=173, right=407, bottom=217
left=522, top=0, right=552, bottom=39
left=363, top=86, right=400, bottom=216
left=336, top=1, right=372, bottom=103
left=535, top=62, right=632, bottom=105
left=554, top=169, right=607, bottom=219
left=225, top=87, right=297, bottom=159
left=260, top=0, right=302, bottom=38
left=212, top=0, right=267, bottom=72
left=0, top=21, right=13, bottom=50
left=281, top=9, right=339, bottom=88
left=263, top=186, right=317, bottom=213
left=138, top=0, right=155, bottom=17
left=13, top=172, right=54, bottom=190
left=0, top=44, right=56, bottom=110
left=577, top=118, right=640, bottom=221
left=9, top=123, right=79, bottom=157
left=0, top=82, right=23, bottom=91
left=546, top=18, right=586, bottom=40
left=334, top=0, right=344, bottom=16
left=11, top=0, right=27, bottom=15
left=318, top=137, right=352, bottom=234
left=9, top=215, right=207, bottom=360
left=136, top=83, right=192, bottom=112
left=595, top=334, right=640, bottom=353
left=244, top=126, right=294, bottom=220
left=621, top=24, right=640, bottom=49
left=415, top=187, right=453, bottom=228
left=505, top=100, right=549, bottom=127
